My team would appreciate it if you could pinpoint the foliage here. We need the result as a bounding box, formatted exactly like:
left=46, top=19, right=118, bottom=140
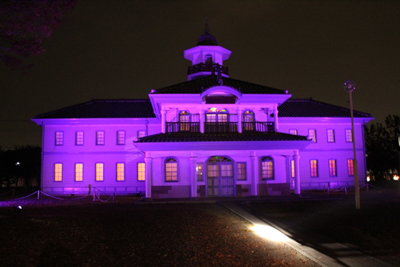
left=365, top=115, right=400, bottom=178
left=0, top=145, right=41, bottom=187
left=0, top=0, right=76, bottom=70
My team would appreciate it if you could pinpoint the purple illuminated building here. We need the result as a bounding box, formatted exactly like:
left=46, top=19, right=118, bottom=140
left=32, top=30, right=373, bottom=199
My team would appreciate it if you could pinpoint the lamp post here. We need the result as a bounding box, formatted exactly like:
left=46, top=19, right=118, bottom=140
left=344, top=81, right=360, bottom=210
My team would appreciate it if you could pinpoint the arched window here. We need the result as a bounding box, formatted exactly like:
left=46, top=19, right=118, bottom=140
left=165, top=157, right=178, bottom=182
left=243, top=110, right=254, bottom=131
left=179, top=110, right=190, bottom=131
left=261, top=156, right=274, bottom=179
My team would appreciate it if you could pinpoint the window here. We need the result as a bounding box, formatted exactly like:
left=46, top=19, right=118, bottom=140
left=117, top=130, right=125, bottom=145
left=243, top=110, right=254, bottom=131
left=116, top=163, right=125, bottom=181
left=179, top=111, right=190, bottom=131
left=54, top=163, right=62, bottom=181
left=137, top=163, right=145, bottom=181
left=289, top=129, right=298, bottom=135
left=75, top=163, right=83, bottom=182
left=329, top=159, right=337, bottom=177
left=327, top=129, right=335, bottom=143
left=308, top=129, right=317, bottom=142
left=291, top=160, right=295, bottom=178
left=237, top=162, right=246, bottom=180
left=310, top=160, right=318, bottom=177
left=261, top=156, right=274, bottom=179
left=345, top=129, right=352, bottom=142
left=96, top=163, right=104, bottom=181
left=196, top=163, right=203, bottom=181
left=137, top=130, right=146, bottom=138
left=205, top=54, right=213, bottom=65
left=55, top=132, right=63, bottom=146
left=165, top=157, right=178, bottom=182
left=76, top=131, right=84, bottom=145
left=96, top=131, right=105, bottom=145
left=348, top=159, right=354, bottom=176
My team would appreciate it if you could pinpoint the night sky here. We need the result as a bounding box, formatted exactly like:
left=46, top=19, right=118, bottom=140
left=1, top=0, right=399, bottom=149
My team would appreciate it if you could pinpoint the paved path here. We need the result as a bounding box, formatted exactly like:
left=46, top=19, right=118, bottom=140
left=219, top=201, right=393, bottom=267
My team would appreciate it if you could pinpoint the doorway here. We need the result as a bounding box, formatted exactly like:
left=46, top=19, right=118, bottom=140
left=207, top=156, right=235, bottom=197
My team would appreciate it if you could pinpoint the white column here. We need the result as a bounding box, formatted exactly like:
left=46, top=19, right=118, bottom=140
left=293, top=150, right=301, bottom=195
left=274, top=106, right=279, bottom=131
left=190, top=155, right=197, bottom=198
left=161, top=107, right=166, bottom=133
left=200, top=109, right=205, bottom=133
left=237, top=107, right=242, bottom=133
left=144, top=155, right=153, bottom=199
left=250, top=151, right=258, bottom=196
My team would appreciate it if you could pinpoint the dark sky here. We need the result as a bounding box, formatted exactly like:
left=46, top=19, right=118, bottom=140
left=1, top=0, right=399, bottom=149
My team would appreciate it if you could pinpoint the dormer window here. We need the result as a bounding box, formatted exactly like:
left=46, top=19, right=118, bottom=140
left=205, top=54, right=213, bottom=65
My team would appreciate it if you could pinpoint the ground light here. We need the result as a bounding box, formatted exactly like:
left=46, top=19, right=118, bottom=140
left=250, top=224, right=289, bottom=242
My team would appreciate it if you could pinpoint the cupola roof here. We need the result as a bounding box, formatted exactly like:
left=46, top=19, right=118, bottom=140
left=197, top=29, right=218, bottom=46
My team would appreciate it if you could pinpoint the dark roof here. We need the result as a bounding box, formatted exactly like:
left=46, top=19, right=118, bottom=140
left=135, top=131, right=309, bottom=143
left=34, top=99, right=155, bottom=119
left=152, top=76, right=287, bottom=95
left=197, top=30, right=218, bottom=46
left=278, top=99, right=373, bottom=118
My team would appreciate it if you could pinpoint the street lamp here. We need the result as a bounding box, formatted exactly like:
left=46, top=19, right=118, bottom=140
left=344, top=81, right=360, bottom=210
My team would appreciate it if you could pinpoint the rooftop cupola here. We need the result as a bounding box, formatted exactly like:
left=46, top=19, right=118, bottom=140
left=184, top=25, right=231, bottom=81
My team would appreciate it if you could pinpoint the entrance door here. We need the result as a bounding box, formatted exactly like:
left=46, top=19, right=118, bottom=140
left=207, top=156, right=235, bottom=197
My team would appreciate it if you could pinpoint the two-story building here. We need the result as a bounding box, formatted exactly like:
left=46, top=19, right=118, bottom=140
left=32, top=29, right=373, bottom=199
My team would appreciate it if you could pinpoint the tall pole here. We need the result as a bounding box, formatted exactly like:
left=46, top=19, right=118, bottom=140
left=344, top=81, right=360, bottom=210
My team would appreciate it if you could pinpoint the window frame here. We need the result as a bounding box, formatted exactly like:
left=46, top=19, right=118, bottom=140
left=96, top=131, right=105, bottom=145
left=54, top=163, right=63, bottom=182
left=75, top=163, right=83, bottom=182
left=117, top=130, right=126, bottom=145
left=196, top=163, right=203, bottom=181
left=55, top=131, right=64, bottom=146
left=137, top=130, right=146, bottom=138
left=137, top=162, right=145, bottom=181
left=345, top=129, right=353, bottom=143
left=237, top=162, right=246, bottom=181
left=165, top=157, right=178, bottom=182
left=75, top=131, right=84, bottom=146
left=310, top=159, right=318, bottom=178
left=347, top=159, right=354, bottom=176
left=329, top=159, right=337, bottom=177
left=261, top=156, right=274, bottom=180
left=243, top=110, right=255, bottom=131
left=327, top=129, right=335, bottom=143
left=308, top=129, right=317, bottom=143
left=95, top=163, right=104, bottom=182
left=116, top=163, right=125, bottom=181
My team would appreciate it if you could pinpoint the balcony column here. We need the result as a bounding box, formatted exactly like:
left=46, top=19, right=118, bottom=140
left=274, top=106, right=279, bottom=131
left=144, top=154, right=153, bottom=199
left=237, top=107, right=242, bottom=133
left=161, top=107, right=166, bottom=133
left=293, top=150, right=301, bottom=195
left=250, top=151, right=258, bottom=196
left=200, top=109, right=205, bottom=133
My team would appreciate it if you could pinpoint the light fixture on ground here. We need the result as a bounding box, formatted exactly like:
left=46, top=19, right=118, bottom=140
left=343, top=80, right=360, bottom=210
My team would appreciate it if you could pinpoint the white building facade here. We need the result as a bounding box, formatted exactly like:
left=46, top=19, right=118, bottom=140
left=32, top=30, right=373, bottom=199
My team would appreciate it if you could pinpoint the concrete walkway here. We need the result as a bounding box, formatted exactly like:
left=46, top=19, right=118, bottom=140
left=219, top=201, right=392, bottom=267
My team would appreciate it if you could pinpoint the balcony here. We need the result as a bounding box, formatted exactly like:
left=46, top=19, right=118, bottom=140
left=187, top=63, right=229, bottom=76
left=165, top=122, right=274, bottom=133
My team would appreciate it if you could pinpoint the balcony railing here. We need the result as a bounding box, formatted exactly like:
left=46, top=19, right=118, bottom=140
left=166, top=122, right=274, bottom=133
left=166, top=122, right=200, bottom=133
left=187, top=63, right=229, bottom=76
